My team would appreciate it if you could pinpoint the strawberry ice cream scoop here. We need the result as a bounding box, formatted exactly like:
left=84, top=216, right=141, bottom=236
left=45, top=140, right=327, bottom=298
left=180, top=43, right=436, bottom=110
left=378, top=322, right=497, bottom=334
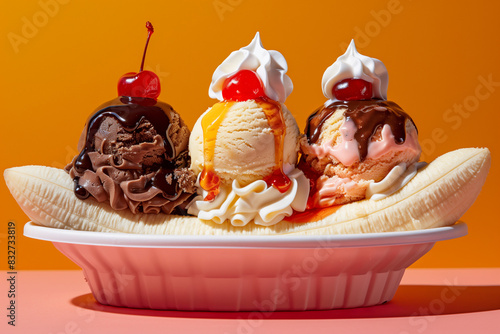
left=300, top=100, right=420, bottom=207
left=299, top=41, right=421, bottom=208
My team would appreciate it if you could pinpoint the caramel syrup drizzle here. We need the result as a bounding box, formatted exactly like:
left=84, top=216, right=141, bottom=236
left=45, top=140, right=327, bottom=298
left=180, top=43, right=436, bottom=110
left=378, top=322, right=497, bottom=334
left=260, top=97, right=291, bottom=193
left=199, top=98, right=291, bottom=201
left=200, top=101, right=235, bottom=201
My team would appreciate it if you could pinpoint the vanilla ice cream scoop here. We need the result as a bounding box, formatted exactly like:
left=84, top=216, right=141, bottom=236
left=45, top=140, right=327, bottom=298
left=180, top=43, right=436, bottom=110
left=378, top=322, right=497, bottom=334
left=188, top=97, right=309, bottom=226
left=190, top=100, right=300, bottom=186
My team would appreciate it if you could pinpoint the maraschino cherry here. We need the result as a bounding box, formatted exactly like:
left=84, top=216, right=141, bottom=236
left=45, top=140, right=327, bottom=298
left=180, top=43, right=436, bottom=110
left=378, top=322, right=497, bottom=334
left=222, top=69, right=265, bottom=101
left=333, top=78, right=373, bottom=101
left=118, top=21, right=160, bottom=100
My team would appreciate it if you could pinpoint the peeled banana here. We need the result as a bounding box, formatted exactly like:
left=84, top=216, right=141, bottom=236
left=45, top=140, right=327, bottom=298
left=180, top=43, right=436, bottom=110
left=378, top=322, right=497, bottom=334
left=4, top=148, right=490, bottom=235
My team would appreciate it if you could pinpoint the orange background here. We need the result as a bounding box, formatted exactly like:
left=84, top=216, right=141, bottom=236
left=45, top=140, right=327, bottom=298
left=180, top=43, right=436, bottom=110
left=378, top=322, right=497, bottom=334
left=1, top=0, right=499, bottom=270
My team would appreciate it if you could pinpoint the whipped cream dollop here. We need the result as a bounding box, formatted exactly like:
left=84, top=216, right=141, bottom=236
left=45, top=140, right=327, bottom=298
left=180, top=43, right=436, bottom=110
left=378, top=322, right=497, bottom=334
left=322, top=40, right=388, bottom=101
left=366, top=162, right=428, bottom=200
left=208, top=32, right=293, bottom=103
left=188, top=166, right=309, bottom=226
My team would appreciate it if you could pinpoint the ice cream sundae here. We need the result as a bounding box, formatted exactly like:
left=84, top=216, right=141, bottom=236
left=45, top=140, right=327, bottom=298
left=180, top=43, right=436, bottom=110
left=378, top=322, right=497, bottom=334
left=65, top=22, right=196, bottom=215
left=300, top=40, right=424, bottom=209
left=188, top=32, right=309, bottom=226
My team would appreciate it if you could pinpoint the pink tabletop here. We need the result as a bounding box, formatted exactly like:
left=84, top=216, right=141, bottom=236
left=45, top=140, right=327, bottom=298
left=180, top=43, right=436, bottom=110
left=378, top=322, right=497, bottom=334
left=2, top=268, right=499, bottom=334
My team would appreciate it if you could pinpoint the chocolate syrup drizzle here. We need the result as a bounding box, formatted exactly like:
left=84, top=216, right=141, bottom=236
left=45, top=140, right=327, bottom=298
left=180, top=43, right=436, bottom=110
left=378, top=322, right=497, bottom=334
left=71, top=96, right=182, bottom=201
left=305, top=100, right=417, bottom=161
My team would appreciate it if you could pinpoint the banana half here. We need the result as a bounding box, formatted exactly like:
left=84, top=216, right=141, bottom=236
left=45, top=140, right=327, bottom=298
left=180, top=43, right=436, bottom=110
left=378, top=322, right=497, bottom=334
left=4, top=148, right=490, bottom=236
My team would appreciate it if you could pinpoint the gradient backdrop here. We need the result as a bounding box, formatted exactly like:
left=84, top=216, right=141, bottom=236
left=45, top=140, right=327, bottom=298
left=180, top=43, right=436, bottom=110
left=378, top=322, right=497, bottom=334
left=1, top=0, right=499, bottom=270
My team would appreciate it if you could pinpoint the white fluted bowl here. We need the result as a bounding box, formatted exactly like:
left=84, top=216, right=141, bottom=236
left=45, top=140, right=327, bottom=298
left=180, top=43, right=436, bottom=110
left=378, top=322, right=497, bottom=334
left=24, top=222, right=467, bottom=311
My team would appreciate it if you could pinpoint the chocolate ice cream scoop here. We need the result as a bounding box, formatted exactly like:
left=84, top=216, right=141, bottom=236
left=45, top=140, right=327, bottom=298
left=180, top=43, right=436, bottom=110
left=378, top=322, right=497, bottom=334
left=66, top=96, right=196, bottom=215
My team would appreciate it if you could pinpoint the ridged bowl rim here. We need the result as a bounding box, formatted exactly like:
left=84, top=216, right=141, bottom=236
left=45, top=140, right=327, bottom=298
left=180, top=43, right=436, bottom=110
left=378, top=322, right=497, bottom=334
left=24, top=221, right=467, bottom=249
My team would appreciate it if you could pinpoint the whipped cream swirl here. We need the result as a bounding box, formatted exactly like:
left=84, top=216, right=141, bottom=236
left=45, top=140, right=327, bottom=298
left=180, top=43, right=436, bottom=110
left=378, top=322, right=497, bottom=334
left=188, top=166, right=309, bottom=226
left=322, top=40, right=388, bottom=101
left=366, top=162, right=428, bottom=200
left=208, top=32, right=293, bottom=103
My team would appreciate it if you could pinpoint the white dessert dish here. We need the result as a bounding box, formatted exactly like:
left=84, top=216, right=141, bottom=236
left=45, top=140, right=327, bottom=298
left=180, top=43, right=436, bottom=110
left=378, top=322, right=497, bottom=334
left=24, top=221, right=467, bottom=311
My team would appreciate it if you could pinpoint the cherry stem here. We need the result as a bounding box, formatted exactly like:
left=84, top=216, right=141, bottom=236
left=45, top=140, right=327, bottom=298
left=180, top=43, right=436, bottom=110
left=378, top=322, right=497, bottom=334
left=140, top=21, right=154, bottom=72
